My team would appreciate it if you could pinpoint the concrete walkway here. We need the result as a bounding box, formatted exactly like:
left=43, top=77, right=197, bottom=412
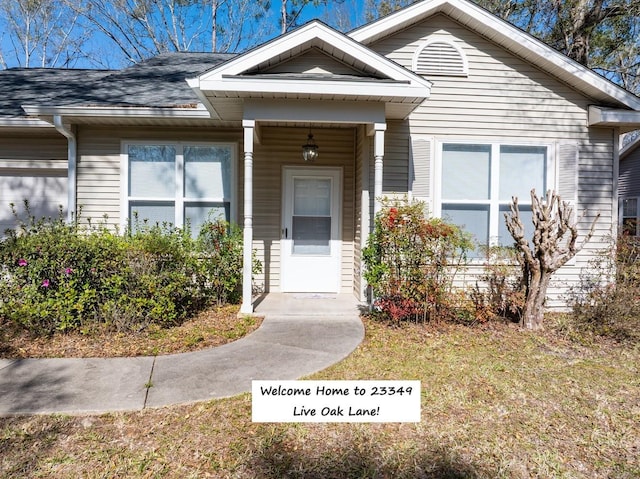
left=0, top=294, right=365, bottom=417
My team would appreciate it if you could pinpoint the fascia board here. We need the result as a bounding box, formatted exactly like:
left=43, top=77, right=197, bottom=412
left=21, top=105, right=212, bottom=119
left=349, top=0, right=445, bottom=43
left=350, top=0, right=640, bottom=110
left=198, top=77, right=428, bottom=99
left=0, top=118, right=54, bottom=128
left=191, top=21, right=431, bottom=89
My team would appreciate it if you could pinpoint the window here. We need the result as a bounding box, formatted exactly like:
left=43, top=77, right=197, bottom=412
left=439, top=142, right=551, bottom=251
left=621, top=198, right=639, bottom=236
left=124, top=142, right=235, bottom=235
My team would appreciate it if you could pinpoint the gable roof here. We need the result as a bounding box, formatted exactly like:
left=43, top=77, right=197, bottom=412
left=621, top=135, right=640, bottom=161
left=188, top=21, right=432, bottom=121
left=3, top=52, right=234, bottom=124
left=350, top=0, right=640, bottom=111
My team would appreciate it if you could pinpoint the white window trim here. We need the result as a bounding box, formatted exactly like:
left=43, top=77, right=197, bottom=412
left=434, top=139, right=556, bottom=248
left=120, top=140, right=237, bottom=232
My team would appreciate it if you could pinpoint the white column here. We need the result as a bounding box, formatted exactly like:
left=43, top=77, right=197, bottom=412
left=240, top=120, right=255, bottom=314
left=373, top=124, right=386, bottom=216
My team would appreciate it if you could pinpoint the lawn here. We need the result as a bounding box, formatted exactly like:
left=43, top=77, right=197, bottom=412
left=1, top=318, right=638, bottom=478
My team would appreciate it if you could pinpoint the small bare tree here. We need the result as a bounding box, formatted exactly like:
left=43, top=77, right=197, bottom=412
left=505, top=189, right=599, bottom=330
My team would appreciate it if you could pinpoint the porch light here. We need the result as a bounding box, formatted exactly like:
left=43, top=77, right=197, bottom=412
left=302, top=131, right=319, bottom=162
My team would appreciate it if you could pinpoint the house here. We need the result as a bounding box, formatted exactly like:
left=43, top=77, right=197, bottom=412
left=2, top=0, right=640, bottom=314
left=619, top=136, right=640, bottom=235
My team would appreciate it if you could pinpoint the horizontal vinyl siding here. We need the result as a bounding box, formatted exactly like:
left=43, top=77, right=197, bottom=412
left=252, top=126, right=356, bottom=294
left=371, top=13, right=614, bottom=310
left=264, top=47, right=363, bottom=76
left=373, top=14, right=591, bottom=139
left=76, top=126, right=242, bottom=228
left=620, top=147, right=640, bottom=198
left=0, top=134, right=67, bottom=164
left=382, top=121, right=411, bottom=193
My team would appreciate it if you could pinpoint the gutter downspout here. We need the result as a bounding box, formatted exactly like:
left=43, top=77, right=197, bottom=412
left=53, top=115, right=76, bottom=224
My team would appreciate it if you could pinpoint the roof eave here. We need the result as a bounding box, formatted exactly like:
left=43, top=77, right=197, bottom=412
left=620, top=135, right=640, bottom=160
left=21, top=104, right=212, bottom=120
left=195, top=77, right=430, bottom=100
left=589, top=106, right=640, bottom=133
left=0, top=117, right=55, bottom=128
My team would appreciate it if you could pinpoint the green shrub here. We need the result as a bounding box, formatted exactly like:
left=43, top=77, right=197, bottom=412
left=0, top=203, right=256, bottom=336
left=362, top=198, right=472, bottom=322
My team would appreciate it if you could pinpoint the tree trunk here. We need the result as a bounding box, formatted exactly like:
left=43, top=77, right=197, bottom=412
left=521, top=269, right=551, bottom=330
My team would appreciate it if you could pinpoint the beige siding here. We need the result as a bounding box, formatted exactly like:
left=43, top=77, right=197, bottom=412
left=252, top=126, right=356, bottom=294
left=369, top=13, right=615, bottom=310
left=372, top=14, right=592, bottom=139
left=264, top=47, right=364, bottom=76
left=0, top=133, right=67, bottom=164
left=0, top=133, right=68, bottom=229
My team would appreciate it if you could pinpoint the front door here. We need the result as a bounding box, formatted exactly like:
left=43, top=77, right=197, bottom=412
left=281, top=167, right=342, bottom=293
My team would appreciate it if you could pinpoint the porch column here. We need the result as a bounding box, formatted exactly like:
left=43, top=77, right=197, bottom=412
left=240, top=120, right=255, bottom=314
left=373, top=124, right=386, bottom=216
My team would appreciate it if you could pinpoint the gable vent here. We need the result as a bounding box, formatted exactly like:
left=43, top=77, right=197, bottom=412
left=413, top=39, right=468, bottom=77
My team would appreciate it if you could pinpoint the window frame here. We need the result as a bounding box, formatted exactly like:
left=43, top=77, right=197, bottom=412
left=620, top=197, right=640, bottom=236
left=120, top=140, right=237, bottom=232
left=434, top=139, right=555, bottom=249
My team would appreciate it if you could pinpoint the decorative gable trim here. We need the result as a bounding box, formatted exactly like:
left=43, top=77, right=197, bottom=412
left=413, top=36, right=468, bottom=76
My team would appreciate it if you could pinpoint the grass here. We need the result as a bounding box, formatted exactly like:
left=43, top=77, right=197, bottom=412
left=0, top=305, right=260, bottom=358
left=1, top=318, right=638, bottom=478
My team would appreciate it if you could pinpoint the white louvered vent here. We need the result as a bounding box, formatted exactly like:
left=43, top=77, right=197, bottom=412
left=414, top=39, right=468, bottom=76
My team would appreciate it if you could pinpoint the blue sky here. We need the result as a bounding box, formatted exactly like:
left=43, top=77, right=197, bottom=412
left=0, top=0, right=376, bottom=69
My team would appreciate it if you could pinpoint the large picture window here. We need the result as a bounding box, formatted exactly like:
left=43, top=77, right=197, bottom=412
left=439, top=142, right=551, bottom=250
left=124, top=142, right=235, bottom=235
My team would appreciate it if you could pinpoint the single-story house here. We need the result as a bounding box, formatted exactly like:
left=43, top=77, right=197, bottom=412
left=619, top=136, right=640, bottom=235
left=2, top=0, right=640, bottom=314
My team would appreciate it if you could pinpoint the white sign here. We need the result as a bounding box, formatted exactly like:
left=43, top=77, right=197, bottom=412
left=252, top=380, right=421, bottom=423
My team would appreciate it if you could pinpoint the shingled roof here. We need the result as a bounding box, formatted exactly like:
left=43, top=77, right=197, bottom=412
left=0, top=52, right=236, bottom=118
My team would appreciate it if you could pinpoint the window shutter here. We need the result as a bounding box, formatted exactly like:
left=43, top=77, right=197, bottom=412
left=558, top=142, right=580, bottom=266
left=410, top=137, right=432, bottom=212
left=415, top=40, right=467, bottom=76
left=558, top=142, right=579, bottom=209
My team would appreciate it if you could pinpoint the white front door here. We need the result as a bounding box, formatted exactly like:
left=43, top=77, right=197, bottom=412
left=281, top=167, right=342, bottom=293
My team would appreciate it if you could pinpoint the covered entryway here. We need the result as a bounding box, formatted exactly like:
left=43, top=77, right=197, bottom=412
left=281, top=166, right=342, bottom=292
left=187, top=21, right=432, bottom=313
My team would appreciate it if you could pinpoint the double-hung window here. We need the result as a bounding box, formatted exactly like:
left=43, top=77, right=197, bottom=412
left=124, top=142, right=235, bottom=235
left=439, top=142, right=551, bottom=251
